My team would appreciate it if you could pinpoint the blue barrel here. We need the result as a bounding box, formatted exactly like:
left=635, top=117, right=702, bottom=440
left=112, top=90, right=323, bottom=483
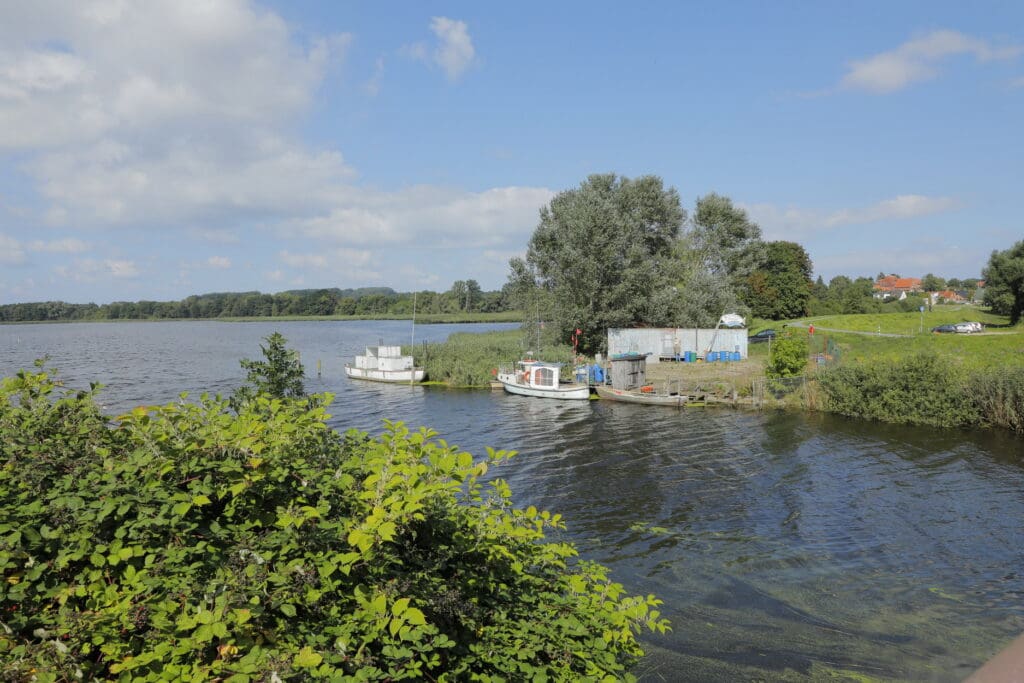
left=686, top=351, right=695, bottom=362
left=732, top=351, right=741, bottom=361
left=707, top=351, right=718, bottom=362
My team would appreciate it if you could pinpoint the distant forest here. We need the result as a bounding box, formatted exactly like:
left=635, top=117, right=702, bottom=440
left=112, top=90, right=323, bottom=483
left=0, top=280, right=512, bottom=323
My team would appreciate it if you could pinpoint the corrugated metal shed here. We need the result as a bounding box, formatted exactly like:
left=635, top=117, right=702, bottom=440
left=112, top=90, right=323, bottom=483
left=608, top=328, right=749, bottom=363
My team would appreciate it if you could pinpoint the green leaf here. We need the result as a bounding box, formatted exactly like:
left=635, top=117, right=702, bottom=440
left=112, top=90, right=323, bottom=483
left=280, top=604, right=297, bottom=618
left=293, top=646, right=323, bottom=668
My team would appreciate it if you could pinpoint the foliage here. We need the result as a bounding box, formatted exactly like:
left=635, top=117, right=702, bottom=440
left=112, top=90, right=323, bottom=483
left=0, top=286, right=515, bottom=323
left=970, top=366, right=1024, bottom=435
left=743, top=241, right=813, bottom=320
left=417, top=329, right=575, bottom=387
left=688, top=193, right=765, bottom=287
left=766, top=334, right=809, bottom=378
left=982, top=239, right=1024, bottom=324
left=920, top=273, right=946, bottom=292
left=816, top=353, right=980, bottom=428
left=508, top=173, right=685, bottom=354
left=0, top=368, right=669, bottom=681
left=233, top=333, right=305, bottom=407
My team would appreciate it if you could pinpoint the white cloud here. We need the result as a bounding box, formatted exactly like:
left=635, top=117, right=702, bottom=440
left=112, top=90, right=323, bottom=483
left=207, top=256, right=231, bottom=269
left=55, top=258, right=139, bottom=282
left=430, top=17, right=476, bottom=81
left=404, top=17, right=477, bottom=82
left=280, top=250, right=327, bottom=269
left=364, top=57, right=385, bottom=96
left=279, top=248, right=372, bottom=270
left=294, top=186, right=552, bottom=248
left=27, top=237, right=90, bottom=253
left=0, top=233, right=27, bottom=264
left=0, top=2, right=351, bottom=147
left=842, top=30, right=1022, bottom=93
left=746, top=194, right=959, bottom=240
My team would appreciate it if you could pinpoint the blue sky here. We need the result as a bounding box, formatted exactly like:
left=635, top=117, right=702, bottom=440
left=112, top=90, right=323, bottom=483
left=1, top=1, right=1021, bottom=304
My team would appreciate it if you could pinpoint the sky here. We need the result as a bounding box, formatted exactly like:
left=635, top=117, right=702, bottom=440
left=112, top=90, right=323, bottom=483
left=1, top=1, right=1022, bottom=304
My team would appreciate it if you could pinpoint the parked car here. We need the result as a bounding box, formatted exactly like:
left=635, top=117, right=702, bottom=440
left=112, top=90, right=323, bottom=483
left=964, top=321, right=983, bottom=332
left=749, top=329, right=777, bottom=343
left=931, top=324, right=957, bottom=334
left=954, top=322, right=975, bottom=334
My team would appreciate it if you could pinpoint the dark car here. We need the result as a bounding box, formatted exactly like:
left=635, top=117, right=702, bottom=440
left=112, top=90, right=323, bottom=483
left=748, top=329, right=777, bottom=343
left=931, top=324, right=957, bottom=334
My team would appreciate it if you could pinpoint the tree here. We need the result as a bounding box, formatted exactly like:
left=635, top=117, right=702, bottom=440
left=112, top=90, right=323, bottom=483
left=983, top=240, right=1024, bottom=324
left=509, top=173, right=685, bottom=354
left=689, top=193, right=765, bottom=290
left=921, top=273, right=946, bottom=292
left=233, top=332, right=305, bottom=406
left=743, top=241, right=813, bottom=320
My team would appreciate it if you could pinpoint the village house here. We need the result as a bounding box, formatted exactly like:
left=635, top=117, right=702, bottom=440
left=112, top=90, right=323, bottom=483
left=873, top=275, right=923, bottom=300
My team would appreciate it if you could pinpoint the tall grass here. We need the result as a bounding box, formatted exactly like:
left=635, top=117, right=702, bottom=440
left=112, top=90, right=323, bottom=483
left=410, top=329, right=576, bottom=387
left=971, top=367, right=1024, bottom=435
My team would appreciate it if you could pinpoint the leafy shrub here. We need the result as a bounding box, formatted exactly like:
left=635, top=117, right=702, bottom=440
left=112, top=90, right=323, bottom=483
left=0, top=367, right=667, bottom=681
left=816, top=352, right=980, bottom=428
left=766, top=335, right=809, bottom=378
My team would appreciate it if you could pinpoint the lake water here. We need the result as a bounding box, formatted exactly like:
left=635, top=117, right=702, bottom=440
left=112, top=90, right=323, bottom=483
left=2, top=320, right=1023, bottom=681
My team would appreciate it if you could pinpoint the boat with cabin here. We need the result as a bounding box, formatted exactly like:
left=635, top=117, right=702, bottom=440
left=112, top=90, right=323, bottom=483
left=496, top=359, right=590, bottom=400
left=345, top=345, right=425, bottom=383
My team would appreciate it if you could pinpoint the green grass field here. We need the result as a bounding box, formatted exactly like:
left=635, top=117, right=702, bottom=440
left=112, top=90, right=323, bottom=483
left=794, top=305, right=1006, bottom=336
left=781, top=307, right=1023, bottom=372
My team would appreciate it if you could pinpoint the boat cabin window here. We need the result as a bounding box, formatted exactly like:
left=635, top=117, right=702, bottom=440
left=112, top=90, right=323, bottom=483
left=534, top=367, right=555, bottom=387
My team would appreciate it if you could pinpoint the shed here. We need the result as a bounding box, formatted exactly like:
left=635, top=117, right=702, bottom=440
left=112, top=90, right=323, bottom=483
left=608, top=353, right=647, bottom=390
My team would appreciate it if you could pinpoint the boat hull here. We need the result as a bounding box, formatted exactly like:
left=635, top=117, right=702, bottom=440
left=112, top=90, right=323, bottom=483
left=498, top=378, right=590, bottom=400
left=345, top=365, right=425, bottom=383
left=595, top=384, right=692, bottom=407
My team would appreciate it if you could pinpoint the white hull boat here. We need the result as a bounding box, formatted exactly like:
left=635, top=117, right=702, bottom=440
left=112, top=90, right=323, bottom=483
left=496, top=359, right=590, bottom=400
left=346, top=345, right=425, bottom=383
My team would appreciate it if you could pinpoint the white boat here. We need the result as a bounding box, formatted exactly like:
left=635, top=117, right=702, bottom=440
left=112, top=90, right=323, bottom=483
left=496, top=359, right=590, bottom=400
left=345, top=345, right=425, bottom=383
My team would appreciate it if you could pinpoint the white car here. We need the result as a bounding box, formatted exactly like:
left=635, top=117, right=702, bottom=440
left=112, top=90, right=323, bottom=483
left=954, top=322, right=980, bottom=334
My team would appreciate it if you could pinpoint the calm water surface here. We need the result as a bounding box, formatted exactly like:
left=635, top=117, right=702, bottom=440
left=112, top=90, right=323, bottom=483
left=2, top=320, right=1023, bottom=681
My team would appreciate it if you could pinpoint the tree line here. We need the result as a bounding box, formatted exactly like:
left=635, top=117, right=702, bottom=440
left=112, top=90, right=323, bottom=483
left=0, top=282, right=511, bottom=323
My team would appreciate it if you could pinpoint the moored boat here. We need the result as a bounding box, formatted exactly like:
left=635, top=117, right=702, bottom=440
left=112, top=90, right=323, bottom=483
left=345, top=345, right=425, bottom=383
left=594, top=383, right=705, bottom=407
left=496, top=359, right=590, bottom=400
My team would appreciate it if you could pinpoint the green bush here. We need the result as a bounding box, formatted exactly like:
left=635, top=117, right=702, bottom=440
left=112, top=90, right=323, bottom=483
left=816, top=352, right=980, bottom=428
left=0, top=367, right=667, bottom=681
left=766, top=335, right=809, bottom=378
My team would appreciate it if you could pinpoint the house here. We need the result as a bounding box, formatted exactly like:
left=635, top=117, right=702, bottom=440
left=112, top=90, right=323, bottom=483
left=873, top=275, right=923, bottom=300
left=930, top=289, right=966, bottom=304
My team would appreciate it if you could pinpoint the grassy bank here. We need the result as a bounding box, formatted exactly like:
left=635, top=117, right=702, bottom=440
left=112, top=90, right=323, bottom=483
left=801, top=310, right=1024, bottom=434
left=412, top=328, right=576, bottom=387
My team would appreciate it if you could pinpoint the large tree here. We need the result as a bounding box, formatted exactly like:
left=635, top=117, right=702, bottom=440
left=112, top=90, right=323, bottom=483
left=983, top=240, right=1024, bottom=324
left=508, top=173, right=685, bottom=354
left=744, top=241, right=814, bottom=320
left=689, top=193, right=765, bottom=290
